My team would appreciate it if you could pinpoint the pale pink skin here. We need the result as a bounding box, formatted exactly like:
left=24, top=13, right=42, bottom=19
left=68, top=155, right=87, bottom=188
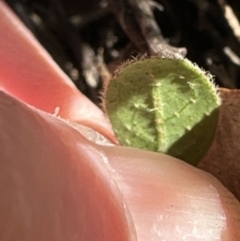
left=0, top=1, right=239, bottom=241
left=0, top=0, right=117, bottom=144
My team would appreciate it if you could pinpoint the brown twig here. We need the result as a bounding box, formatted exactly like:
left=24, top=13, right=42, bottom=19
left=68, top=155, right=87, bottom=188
left=107, top=0, right=186, bottom=57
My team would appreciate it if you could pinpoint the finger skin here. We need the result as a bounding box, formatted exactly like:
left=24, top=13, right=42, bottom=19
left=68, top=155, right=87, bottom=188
left=103, top=146, right=240, bottom=241
left=0, top=91, right=134, bottom=241
left=0, top=0, right=117, bottom=143
left=0, top=90, right=239, bottom=241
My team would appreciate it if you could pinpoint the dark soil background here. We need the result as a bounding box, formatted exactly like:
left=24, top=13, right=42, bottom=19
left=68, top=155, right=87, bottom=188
left=5, top=0, right=240, bottom=107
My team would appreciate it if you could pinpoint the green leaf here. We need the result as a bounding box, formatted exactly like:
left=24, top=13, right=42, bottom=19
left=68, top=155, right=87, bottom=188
left=105, top=57, right=221, bottom=166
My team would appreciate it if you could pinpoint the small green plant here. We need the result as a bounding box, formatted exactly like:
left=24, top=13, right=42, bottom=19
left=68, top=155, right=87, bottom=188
left=102, top=57, right=221, bottom=166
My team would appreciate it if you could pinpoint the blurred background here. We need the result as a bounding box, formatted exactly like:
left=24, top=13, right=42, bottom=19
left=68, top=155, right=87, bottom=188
left=5, top=0, right=240, bottom=106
